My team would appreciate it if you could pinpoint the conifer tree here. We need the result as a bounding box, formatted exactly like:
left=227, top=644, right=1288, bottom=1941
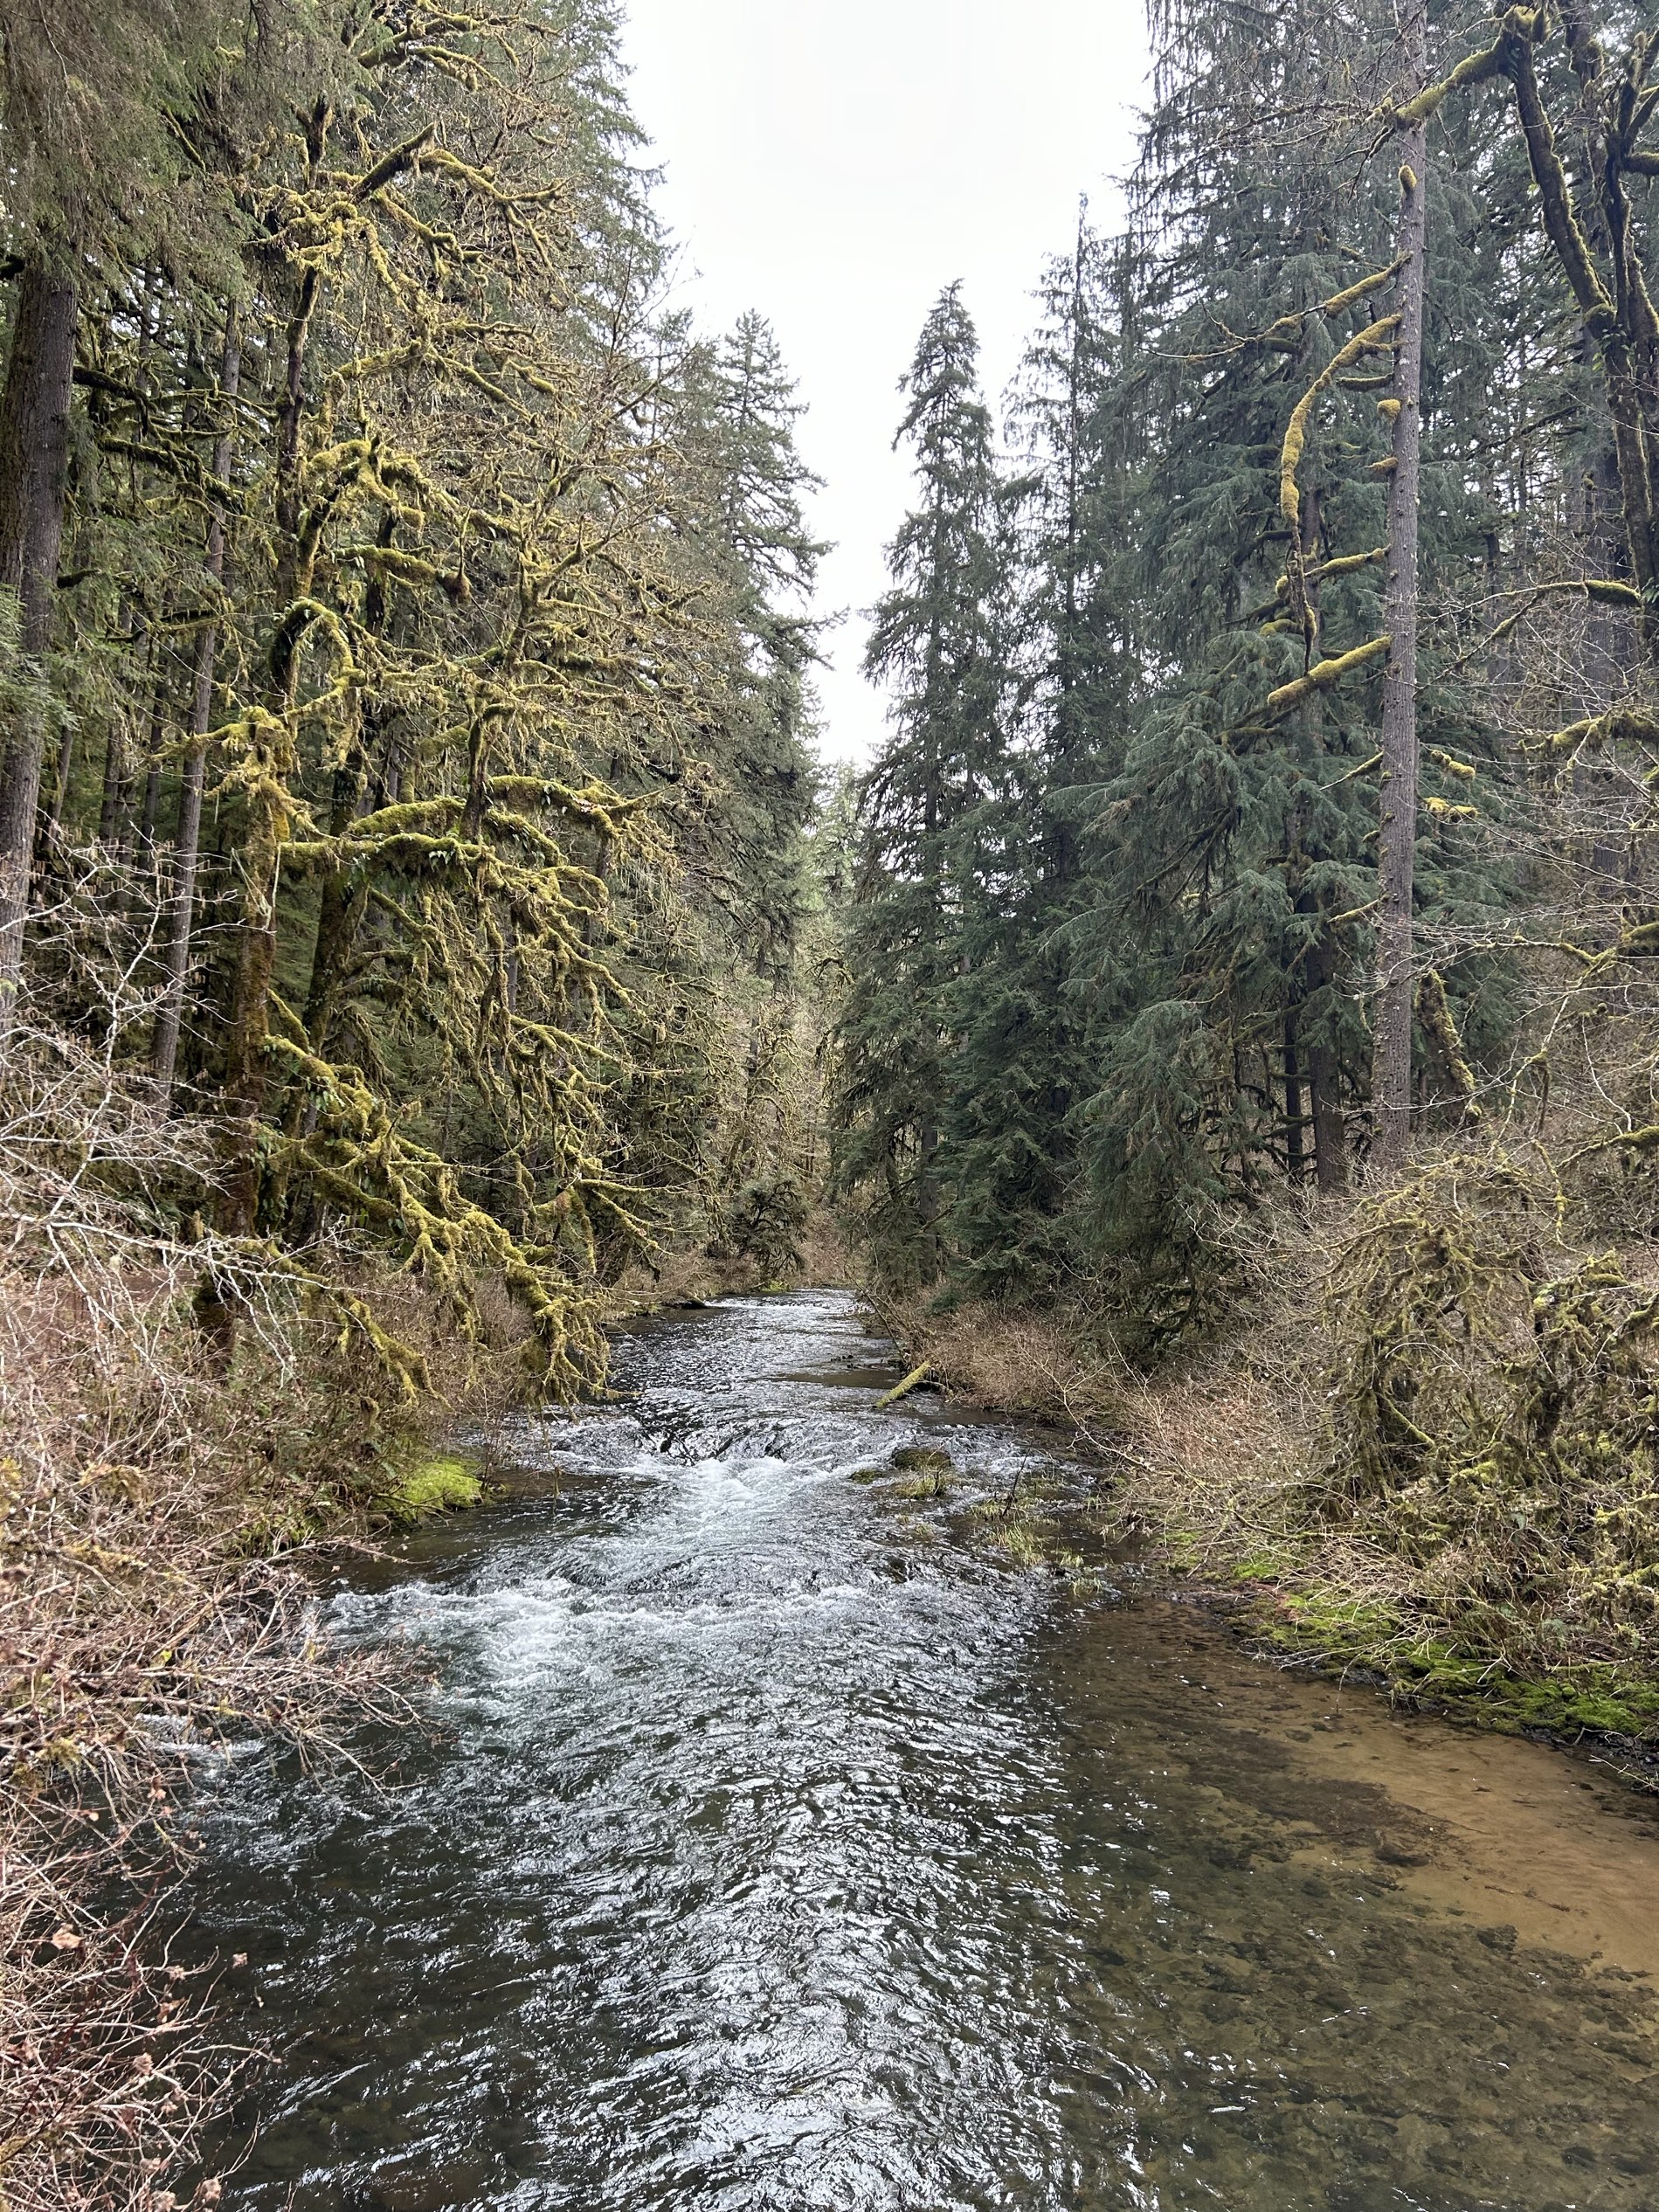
left=1057, top=0, right=1399, bottom=1318
left=943, top=214, right=1133, bottom=1300
left=833, top=285, right=1007, bottom=1289
left=612, top=310, right=827, bottom=1252
left=1033, top=0, right=1521, bottom=1329
left=0, top=0, right=287, bottom=1023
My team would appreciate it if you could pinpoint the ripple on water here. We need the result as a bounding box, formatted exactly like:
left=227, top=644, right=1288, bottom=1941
left=188, top=1290, right=1659, bottom=2211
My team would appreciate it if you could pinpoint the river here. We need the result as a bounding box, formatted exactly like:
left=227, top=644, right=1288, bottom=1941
left=190, top=1289, right=1659, bottom=2210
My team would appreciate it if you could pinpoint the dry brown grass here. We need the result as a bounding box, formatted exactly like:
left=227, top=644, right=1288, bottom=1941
left=0, top=1011, right=440, bottom=2212
left=872, top=1296, right=1126, bottom=1427
left=878, top=1160, right=1659, bottom=1734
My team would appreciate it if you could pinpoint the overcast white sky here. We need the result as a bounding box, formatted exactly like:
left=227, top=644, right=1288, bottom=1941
left=616, top=0, right=1150, bottom=762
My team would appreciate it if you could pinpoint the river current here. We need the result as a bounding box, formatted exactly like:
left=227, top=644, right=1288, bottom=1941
left=191, top=1289, right=1659, bottom=2211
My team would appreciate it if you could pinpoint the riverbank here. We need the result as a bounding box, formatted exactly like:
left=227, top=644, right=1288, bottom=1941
left=3, top=1268, right=739, bottom=2212
left=1, top=1158, right=852, bottom=2212
left=0, top=1246, right=454, bottom=2212
left=877, top=1155, right=1659, bottom=1780
left=0, top=1016, right=538, bottom=2212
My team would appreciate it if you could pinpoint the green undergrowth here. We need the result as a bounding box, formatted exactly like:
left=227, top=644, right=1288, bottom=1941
left=1156, top=1540, right=1659, bottom=1749
left=1241, top=1576, right=1659, bottom=1741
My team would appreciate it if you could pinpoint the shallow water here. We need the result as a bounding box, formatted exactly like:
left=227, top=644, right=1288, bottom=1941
left=191, top=1289, right=1659, bottom=2210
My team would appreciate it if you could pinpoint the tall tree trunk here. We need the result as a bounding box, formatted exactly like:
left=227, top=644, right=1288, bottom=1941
left=99, top=298, right=162, bottom=856
left=204, top=112, right=334, bottom=1319
left=298, top=738, right=369, bottom=1058
left=1370, top=0, right=1428, bottom=1173
left=1295, top=481, right=1349, bottom=1193
left=1283, top=1013, right=1305, bottom=1185
left=136, top=752, right=163, bottom=863
left=1303, top=926, right=1349, bottom=1192
left=153, top=319, right=240, bottom=1103
left=297, top=510, right=397, bottom=1067
left=214, top=804, right=283, bottom=1254
left=98, top=708, right=131, bottom=846
left=44, top=715, right=76, bottom=841
left=43, top=487, right=100, bottom=847
left=0, top=259, right=79, bottom=1031
left=211, top=250, right=320, bottom=1275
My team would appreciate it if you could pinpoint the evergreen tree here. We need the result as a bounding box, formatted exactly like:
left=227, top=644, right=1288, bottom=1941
left=930, top=218, right=1132, bottom=1303
left=615, top=310, right=829, bottom=1255
left=836, top=15, right=1540, bottom=1331
left=1040, top=0, right=1525, bottom=1333
left=677, top=312, right=826, bottom=980
left=833, top=285, right=1007, bottom=1289
left=0, top=0, right=324, bottom=1020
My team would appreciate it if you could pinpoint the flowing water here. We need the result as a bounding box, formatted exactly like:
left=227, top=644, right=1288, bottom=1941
left=191, top=1289, right=1659, bottom=2211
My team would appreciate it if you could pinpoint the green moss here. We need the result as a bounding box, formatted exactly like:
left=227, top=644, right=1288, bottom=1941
left=1163, top=1525, right=1204, bottom=1570
left=848, top=1465, right=890, bottom=1485
left=384, top=1453, right=483, bottom=1524
left=892, top=1445, right=952, bottom=1473
left=1407, top=1662, right=1659, bottom=1738
left=1228, top=1552, right=1289, bottom=1584
left=1270, top=1590, right=1399, bottom=1644
left=1242, top=1586, right=1659, bottom=1742
left=1422, top=1666, right=1659, bottom=1738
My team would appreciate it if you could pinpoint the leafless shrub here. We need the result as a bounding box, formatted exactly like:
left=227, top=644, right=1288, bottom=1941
left=0, top=992, right=425, bottom=2212
left=872, top=1289, right=1129, bottom=1430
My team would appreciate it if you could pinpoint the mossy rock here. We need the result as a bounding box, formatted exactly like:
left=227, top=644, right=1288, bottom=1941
left=891, top=1445, right=952, bottom=1474
left=848, top=1465, right=890, bottom=1485
left=384, top=1454, right=483, bottom=1526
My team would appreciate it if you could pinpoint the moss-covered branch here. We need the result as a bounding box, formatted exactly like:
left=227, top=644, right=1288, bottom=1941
left=1265, top=633, right=1393, bottom=716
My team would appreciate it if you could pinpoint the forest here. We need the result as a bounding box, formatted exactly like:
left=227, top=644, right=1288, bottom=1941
left=7, top=0, right=1659, bottom=2204
left=836, top=0, right=1659, bottom=1738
